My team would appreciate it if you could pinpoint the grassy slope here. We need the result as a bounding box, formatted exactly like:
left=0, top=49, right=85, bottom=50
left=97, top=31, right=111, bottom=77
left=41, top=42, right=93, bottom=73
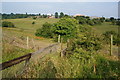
left=2, top=18, right=59, bottom=78
left=2, top=18, right=119, bottom=78
left=2, top=18, right=59, bottom=62
left=93, top=22, right=118, bottom=35
left=3, top=18, right=59, bottom=35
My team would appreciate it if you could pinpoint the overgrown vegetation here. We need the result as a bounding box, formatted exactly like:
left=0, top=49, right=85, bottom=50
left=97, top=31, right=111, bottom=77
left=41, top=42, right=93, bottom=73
left=34, top=17, right=119, bottom=78
left=2, top=17, right=119, bottom=78
left=2, top=21, right=15, bottom=27
left=103, top=31, right=120, bottom=46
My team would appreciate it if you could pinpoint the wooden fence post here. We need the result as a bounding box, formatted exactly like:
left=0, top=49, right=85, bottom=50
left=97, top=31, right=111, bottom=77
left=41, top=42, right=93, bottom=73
left=67, top=39, right=69, bottom=48
left=32, top=38, right=35, bottom=49
left=60, top=38, right=63, bottom=57
left=110, top=35, right=113, bottom=56
left=58, top=35, right=60, bottom=43
left=27, top=36, right=29, bottom=49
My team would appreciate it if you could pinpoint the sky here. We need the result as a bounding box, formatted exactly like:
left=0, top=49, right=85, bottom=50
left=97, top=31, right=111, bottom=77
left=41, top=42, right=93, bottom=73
left=2, top=2, right=119, bottom=18
left=1, top=0, right=119, bottom=2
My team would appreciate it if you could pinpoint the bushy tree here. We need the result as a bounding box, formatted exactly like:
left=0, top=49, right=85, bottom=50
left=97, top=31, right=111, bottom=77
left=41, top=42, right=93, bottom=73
left=59, top=12, right=64, bottom=18
left=2, top=21, right=15, bottom=27
left=33, top=17, right=37, bottom=20
left=103, top=31, right=120, bottom=45
left=110, top=17, right=115, bottom=21
left=53, top=18, right=78, bottom=41
left=55, top=12, right=59, bottom=18
left=87, top=20, right=94, bottom=26
left=35, top=22, right=53, bottom=38
left=32, top=21, right=35, bottom=25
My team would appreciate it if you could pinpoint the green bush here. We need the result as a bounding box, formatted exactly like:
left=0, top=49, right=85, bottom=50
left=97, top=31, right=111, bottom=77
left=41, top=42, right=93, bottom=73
left=2, top=21, right=15, bottom=27
left=35, top=22, right=53, bottom=38
left=53, top=18, right=78, bottom=42
left=103, top=31, right=120, bottom=45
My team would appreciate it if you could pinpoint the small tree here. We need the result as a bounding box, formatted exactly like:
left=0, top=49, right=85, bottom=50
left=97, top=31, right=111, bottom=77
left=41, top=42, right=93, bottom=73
left=33, top=17, right=37, bottom=20
left=35, top=22, right=53, bottom=38
left=55, top=12, right=59, bottom=18
left=32, top=21, right=35, bottom=25
left=87, top=20, right=94, bottom=26
left=53, top=18, right=78, bottom=42
left=59, top=12, right=64, bottom=18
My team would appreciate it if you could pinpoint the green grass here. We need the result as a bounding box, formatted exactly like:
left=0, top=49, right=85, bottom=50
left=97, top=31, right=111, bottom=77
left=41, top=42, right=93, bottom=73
left=2, top=18, right=59, bottom=78
left=17, top=52, right=119, bottom=78
left=93, top=22, right=118, bottom=34
left=2, top=18, right=119, bottom=78
left=3, top=18, right=59, bottom=35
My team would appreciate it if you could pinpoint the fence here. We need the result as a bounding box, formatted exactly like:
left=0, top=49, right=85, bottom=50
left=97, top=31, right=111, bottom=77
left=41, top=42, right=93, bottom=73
left=0, top=43, right=61, bottom=71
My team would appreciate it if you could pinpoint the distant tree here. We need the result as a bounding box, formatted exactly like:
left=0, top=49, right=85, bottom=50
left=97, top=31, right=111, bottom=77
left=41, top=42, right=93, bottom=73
left=39, top=13, right=41, bottom=16
left=55, top=12, right=59, bottom=18
left=100, top=17, right=105, bottom=22
left=105, top=18, right=111, bottom=22
left=87, top=20, right=94, bottom=26
left=64, top=14, right=71, bottom=18
left=85, top=16, right=90, bottom=19
left=33, top=17, right=37, bottom=19
left=35, top=22, right=53, bottom=38
left=59, top=12, right=64, bottom=18
left=2, top=21, right=15, bottom=27
left=110, top=17, right=115, bottom=21
left=32, top=21, right=35, bottom=25
left=42, top=14, right=47, bottom=18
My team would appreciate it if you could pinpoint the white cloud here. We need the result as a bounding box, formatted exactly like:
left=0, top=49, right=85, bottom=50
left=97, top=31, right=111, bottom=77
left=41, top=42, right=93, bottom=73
left=1, top=0, right=119, bottom=2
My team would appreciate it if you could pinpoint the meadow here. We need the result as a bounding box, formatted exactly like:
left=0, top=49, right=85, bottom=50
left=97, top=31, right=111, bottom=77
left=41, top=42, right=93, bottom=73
left=2, top=18, right=119, bottom=78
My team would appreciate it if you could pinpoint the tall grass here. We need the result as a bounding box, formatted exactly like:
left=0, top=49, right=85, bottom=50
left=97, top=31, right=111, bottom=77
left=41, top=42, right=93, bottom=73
left=16, top=52, right=119, bottom=79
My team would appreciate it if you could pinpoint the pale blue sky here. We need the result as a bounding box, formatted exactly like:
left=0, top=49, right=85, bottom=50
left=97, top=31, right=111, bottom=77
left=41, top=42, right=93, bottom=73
left=1, top=0, right=119, bottom=2
left=2, top=2, right=118, bottom=18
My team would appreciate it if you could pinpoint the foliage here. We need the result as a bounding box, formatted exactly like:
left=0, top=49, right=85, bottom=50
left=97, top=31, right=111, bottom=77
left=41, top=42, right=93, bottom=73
left=32, top=21, right=35, bottom=25
left=116, top=20, right=120, bottom=26
left=103, top=31, right=120, bottom=45
left=59, top=12, right=64, bottom=18
left=87, top=20, right=94, bottom=26
left=42, top=14, right=48, bottom=18
left=53, top=18, right=78, bottom=42
left=55, top=12, right=59, bottom=18
left=2, top=21, right=15, bottom=27
left=2, top=13, right=29, bottom=19
left=35, top=22, right=53, bottom=38
left=74, top=16, right=103, bottom=26
left=33, top=17, right=37, bottom=20
left=69, top=26, right=102, bottom=52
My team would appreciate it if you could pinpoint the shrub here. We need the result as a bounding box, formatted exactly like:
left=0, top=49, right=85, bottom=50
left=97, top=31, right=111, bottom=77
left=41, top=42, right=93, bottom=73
left=2, top=21, right=15, bottom=27
left=53, top=18, right=78, bottom=42
left=33, top=17, right=37, bottom=20
left=35, top=22, right=53, bottom=38
left=32, top=21, right=35, bottom=25
left=103, top=31, right=120, bottom=45
left=87, top=20, right=94, bottom=26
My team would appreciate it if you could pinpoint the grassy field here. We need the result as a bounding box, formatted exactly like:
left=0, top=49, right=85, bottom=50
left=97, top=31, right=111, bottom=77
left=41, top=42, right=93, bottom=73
left=2, top=18, right=59, bottom=63
left=3, top=18, right=59, bottom=35
left=2, top=18, right=119, bottom=78
left=2, top=18, right=118, bottom=63
left=93, top=22, right=118, bottom=34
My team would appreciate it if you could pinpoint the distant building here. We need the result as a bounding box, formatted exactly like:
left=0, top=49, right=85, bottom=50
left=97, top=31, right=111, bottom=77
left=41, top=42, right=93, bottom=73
left=90, top=16, right=101, bottom=19
left=48, top=16, right=55, bottom=18
left=74, top=14, right=85, bottom=17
